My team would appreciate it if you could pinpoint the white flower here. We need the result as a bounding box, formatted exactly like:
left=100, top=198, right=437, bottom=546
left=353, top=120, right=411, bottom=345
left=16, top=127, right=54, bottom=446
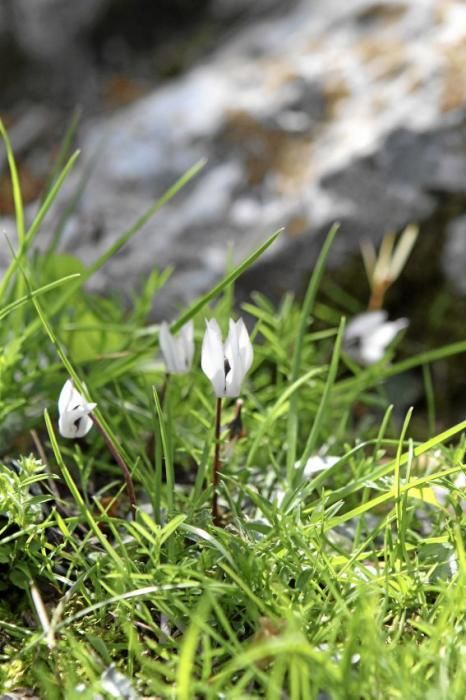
left=344, top=310, right=408, bottom=365
left=433, top=472, right=466, bottom=513
left=58, top=379, right=96, bottom=439
left=159, top=320, right=194, bottom=374
left=298, top=455, right=340, bottom=477
left=201, top=318, right=253, bottom=398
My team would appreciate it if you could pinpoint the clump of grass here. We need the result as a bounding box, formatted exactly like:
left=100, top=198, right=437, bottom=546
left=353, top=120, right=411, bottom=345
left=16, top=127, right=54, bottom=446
left=0, top=120, right=466, bottom=699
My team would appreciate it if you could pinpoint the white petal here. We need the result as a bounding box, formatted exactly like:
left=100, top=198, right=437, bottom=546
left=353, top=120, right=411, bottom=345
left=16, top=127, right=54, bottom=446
left=159, top=322, right=177, bottom=373
left=236, top=318, right=253, bottom=375
left=201, top=320, right=221, bottom=380
left=224, top=318, right=239, bottom=365
left=75, top=413, right=94, bottom=438
left=344, top=310, right=388, bottom=342
left=224, top=319, right=242, bottom=397
left=59, top=405, right=95, bottom=439
left=363, top=318, right=409, bottom=361
left=359, top=342, right=385, bottom=365
left=58, top=413, right=73, bottom=439
left=173, top=320, right=194, bottom=373
left=58, top=377, right=96, bottom=440
left=301, top=455, right=340, bottom=477
left=58, top=379, right=75, bottom=415
left=201, top=319, right=226, bottom=396
left=224, top=318, right=253, bottom=397
left=180, top=320, right=195, bottom=371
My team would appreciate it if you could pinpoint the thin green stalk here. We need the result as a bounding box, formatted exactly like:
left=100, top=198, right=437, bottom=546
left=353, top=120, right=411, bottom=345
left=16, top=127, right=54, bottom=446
left=153, top=386, right=175, bottom=515
left=335, top=340, right=466, bottom=396
left=422, top=363, right=436, bottom=437
left=39, top=107, right=81, bottom=205
left=0, top=150, right=80, bottom=301
left=148, top=373, right=169, bottom=524
left=353, top=404, right=394, bottom=548
left=172, top=229, right=281, bottom=333
left=22, top=159, right=207, bottom=341
left=0, top=273, right=80, bottom=322
left=153, top=405, right=163, bottom=526
left=296, top=316, right=345, bottom=478
left=324, top=416, right=466, bottom=511
left=43, top=410, right=122, bottom=566
left=395, top=407, right=414, bottom=562
left=0, top=119, right=25, bottom=243
left=91, top=414, right=137, bottom=518
left=286, top=223, right=339, bottom=480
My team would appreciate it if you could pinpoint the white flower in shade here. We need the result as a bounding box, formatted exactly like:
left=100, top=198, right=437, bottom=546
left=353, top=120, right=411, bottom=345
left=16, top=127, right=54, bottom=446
left=344, top=310, right=408, bottom=365
left=201, top=318, right=253, bottom=398
left=58, top=379, right=96, bottom=439
left=299, top=455, right=340, bottom=477
left=159, top=320, right=194, bottom=374
left=433, top=471, right=466, bottom=513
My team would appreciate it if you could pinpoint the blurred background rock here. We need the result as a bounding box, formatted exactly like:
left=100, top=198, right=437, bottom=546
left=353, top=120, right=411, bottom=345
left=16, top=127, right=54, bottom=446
left=0, top=0, right=465, bottom=422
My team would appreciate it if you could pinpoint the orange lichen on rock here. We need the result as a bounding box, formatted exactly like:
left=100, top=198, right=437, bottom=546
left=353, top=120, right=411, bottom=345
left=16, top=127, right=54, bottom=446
left=0, top=163, right=43, bottom=213
left=440, top=38, right=466, bottom=113
left=224, top=109, right=312, bottom=191
left=323, top=75, right=352, bottom=119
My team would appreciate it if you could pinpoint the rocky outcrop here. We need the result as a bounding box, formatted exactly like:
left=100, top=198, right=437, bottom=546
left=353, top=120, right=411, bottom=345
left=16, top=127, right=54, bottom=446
left=3, top=0, right=466, bottom=313
left=444, top=215, right=466, bottom=295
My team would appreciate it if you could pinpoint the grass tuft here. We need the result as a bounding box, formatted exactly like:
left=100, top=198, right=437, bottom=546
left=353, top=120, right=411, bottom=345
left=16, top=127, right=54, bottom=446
left=0, top=125, right=465, bottom=699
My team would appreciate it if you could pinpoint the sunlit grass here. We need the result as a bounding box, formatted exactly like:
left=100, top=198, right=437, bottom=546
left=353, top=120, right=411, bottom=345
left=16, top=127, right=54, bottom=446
left=0, top=121, right=465, bottom=699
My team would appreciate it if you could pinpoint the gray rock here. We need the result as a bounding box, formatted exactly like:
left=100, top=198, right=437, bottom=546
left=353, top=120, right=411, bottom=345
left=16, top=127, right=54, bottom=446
left=443, top=215, right=466, bottom=296
left=210, top=0, right=298, bottom=21
left=6, top=0, right=466, bottom=314
left=7, top=0, right=109, bottom=61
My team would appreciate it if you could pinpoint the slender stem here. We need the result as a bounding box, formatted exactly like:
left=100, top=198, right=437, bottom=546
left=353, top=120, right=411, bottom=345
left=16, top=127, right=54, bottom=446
left=30, top=578, right=54, bottom=649
left=212, top=397, right=222, bottom=526
left=159, top=372, right=170, bottom=408
left=146, top=372, right=169, bottom=507
left=153, top=413, right=162, bottom=525
left=91, top=414, right=137, bottom=518
left=31, top=428, right=60, bottom=499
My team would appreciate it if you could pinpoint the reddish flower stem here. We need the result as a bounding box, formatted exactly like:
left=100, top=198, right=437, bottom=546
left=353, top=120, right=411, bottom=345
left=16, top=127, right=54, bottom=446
left=91, top=414, right=137, bottom=519
left=212, top=397, right=222, bottom=526
left=368, top=278, right=390, bottom=311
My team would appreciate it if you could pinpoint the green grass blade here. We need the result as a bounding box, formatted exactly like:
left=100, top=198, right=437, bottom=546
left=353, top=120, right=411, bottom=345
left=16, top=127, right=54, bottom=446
left=43, top=410, right=122, bottom=565
left=153, top=386, right=175, bottom=515
left=325, top=464, right=460, bottom=531
left=0, top=119, right=25, bottom=244
left=324, top=417, right=466, bottom=513
left=246, top=367, right=325, bottom=467
left=23, top=159, right=206, bottom=340
left=286, top=223, right=339, bottom=478
left=176, top=595, right=211, bottom=700
left=27, top=150, right=81, bottom=243
left=0, top=273, right=80, bottom=322
left=394, top=407, right=413, bottom=560
left=0, top=151, right=80, bottom=301
left=87, top=159, right=206, bottom=279
left=39, top=107, right=81, bottom=205
left=336, top=340, right=466, bottom=395
left=296, top=316, right=345, bottom=479
left=171, top=228, right=282, bottom=332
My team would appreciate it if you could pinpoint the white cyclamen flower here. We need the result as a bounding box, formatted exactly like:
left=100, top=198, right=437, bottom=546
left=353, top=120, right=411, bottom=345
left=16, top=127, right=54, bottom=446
left=201, top=318, right=253, bottom=398
left=58, top=379, right=96, bottom=439
left=159, top=320, right=194, bottom=374
left=299, top=455, right=340, bottom=477
left=344, top=310, right=408, bottom=365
